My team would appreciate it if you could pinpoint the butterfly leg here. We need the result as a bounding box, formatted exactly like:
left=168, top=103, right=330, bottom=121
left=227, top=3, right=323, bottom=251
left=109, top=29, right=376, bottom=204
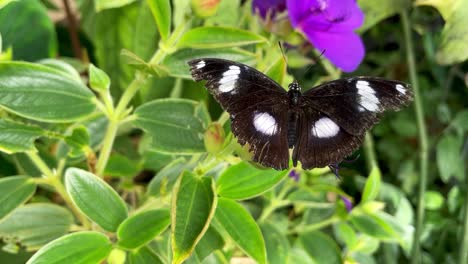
left=328, top=163, right=341, bottom=179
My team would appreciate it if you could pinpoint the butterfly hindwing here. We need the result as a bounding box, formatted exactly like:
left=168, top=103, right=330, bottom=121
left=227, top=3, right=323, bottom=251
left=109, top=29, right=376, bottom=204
left=188, top=58, right=290, bottom=170
left=302, top=77, right=413, bottom=135
left=293, top=108, right=364, bottom=169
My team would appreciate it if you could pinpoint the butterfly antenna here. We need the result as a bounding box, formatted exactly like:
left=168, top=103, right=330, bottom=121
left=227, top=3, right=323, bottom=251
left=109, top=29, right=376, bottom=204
left=328, top=163, right=341, bottom=180
left=278, top=41, right=288, bottom=65
left=304, top=49, right=326, bottom=75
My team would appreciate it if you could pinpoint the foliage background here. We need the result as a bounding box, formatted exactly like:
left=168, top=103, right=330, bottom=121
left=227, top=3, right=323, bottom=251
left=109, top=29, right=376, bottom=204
left=0, top=0, right=467, bottom=263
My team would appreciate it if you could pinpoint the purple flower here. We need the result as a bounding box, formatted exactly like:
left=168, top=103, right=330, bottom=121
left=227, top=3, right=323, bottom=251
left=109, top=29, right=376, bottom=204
left=252, top=0, right=286, bottom=19
left=288, top=169, right=300, bottom=181
left=253, top=0, right=365, bottom=72
left=288, top=0, right=365, bottom=72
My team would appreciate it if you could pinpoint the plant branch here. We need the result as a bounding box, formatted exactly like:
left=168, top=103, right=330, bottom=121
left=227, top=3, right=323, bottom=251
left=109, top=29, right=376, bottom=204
left=459, top=139, right=468, bottom=264
left=27, top=152, right=55, bottom=178
left=62, top=0, right=83, bottom=61
left=401, top=11, right=429, bottom=264
left=363, top=133, right=378, bottom=171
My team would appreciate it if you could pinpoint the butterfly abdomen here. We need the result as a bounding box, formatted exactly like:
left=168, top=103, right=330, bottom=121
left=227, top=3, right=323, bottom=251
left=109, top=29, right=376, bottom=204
left=287, top=112, right=299, bottom=148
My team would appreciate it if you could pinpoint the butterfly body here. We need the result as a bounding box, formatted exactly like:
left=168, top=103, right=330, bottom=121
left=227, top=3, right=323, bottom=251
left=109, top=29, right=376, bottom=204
left=188, top=58, right=413, bottom=171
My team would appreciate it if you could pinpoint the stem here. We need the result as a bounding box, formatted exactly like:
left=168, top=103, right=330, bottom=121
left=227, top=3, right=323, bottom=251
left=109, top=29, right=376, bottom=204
left=62, top=0, right=83, bottom=61
left=27, top=152, right=54, bottom=178
left=27, top=152, right=91, bottom=227
left=95, top=118, right=119, bottom=177
left=363, top=133, right=378, bottom=171
left=288, top=216, right=339, bottom=234
left=401, top=11, right=429, bottom=264
left=459, top=140, right=468, bottom=264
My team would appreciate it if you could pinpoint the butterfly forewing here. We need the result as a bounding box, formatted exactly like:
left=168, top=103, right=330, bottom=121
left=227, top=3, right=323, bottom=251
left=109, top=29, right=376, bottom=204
left=302, top=77, right=413, bottom=135
left=188, top=58, right=290, bottom=170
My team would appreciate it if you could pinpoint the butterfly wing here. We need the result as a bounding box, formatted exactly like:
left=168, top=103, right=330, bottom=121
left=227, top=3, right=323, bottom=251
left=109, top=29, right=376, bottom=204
left=292, top=108, right=364, bottom=169
left=188, top=58, right=290, bottom=170
left=301, top=77, right=413, bottom=135
left=294, top=77, right=412, bottom=169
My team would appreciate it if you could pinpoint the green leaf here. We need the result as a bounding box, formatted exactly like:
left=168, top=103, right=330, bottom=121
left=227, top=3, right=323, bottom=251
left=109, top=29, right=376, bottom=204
left=0, top=119, right=45, bottom=154
left=147, top=158, right=187, bottom=197
left=333, top=222, right=358, bottom=248
left=65, top=168, right=128, bottom=232
left=64, top=126, right=90, bottom=157
left=297, top=231, right=342, bottom=264
left=0, top=0, right=57, bottom=60
left=361, top=166, right=382, bottom=203
left=452, top=109, right=468, bottom=131
left=357, top=0, right=410, bottom=32
left=104, top=153, right=141, bottom=178
left=204, top=0, right=240, bottom=26
left=265, top=56, right=287, bottom=86
left=0, top=204, right=73, bottom=251
left=0, top=62, right=96, bottom=122
left=287, top=247, right=314, bottom=264
left=95, top=0, right=137, bottom=11
left=0, top=176, right=36, bottom=220
left=417, top=0, right=468, bottom=64
left=162, top=48, right=256, bottom=79
left=147, top=0, right=171, bottom=40
left=424, top=191, right=445, bottom=210
left=0, top=0, right=16, bottom=9
left=127, top=245, right=164, bottom=264
left=117, top=209, right=170, bottom=249
left=214, top=198, right=266, bottom=264
left=172, top=171, right=217, bottom=264
left=260, top=222, right=289, bottom=264
left=89, top=64, right=111, bottom=92
left=191, top=226, right=225, bottom=262
left=134, top=99, right=209, bottom=154
left=216, top=162, right=288, bottom=200
left=436, top=134, right=464, bottom=182
left=81, top=1, right=158, bottom=98
left=26, top=231, right=112, bottom=264
left=39, top=59, right=82, bottom=83
left=349, top=212, right=400, bottom=241
left=177, top=27, right=267, bottom=49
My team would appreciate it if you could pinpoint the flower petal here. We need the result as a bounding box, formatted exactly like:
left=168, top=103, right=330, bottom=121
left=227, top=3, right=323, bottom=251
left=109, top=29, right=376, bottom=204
left=304, top=29, right=364, bottom=72
left=286, top=0, right=320, bottom=27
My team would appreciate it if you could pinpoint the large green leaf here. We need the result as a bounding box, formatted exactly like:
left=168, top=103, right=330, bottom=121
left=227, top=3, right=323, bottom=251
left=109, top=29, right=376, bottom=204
left=0, top=176, right=36, bottom=220
left=357, top=0, right=410, bottom=32
left=190, top=226, right=224, bottom=263
left=0, top=0, right=57, bottom=61
left=162, top=48, right=256, bottom=79
left=95, top=0, right=137, bottom=11
left=80, top=0, right=158, bottom=97
left=297, top=231, right=342, bottom=264
left=172, top=171, right=217, bottom=264
left=260, top=222, right=289, bottom=264
left=214, top=198, right=266, bottom=264
left=26, top=231, right=112, bottom=264
left=0, top=119, right=45, bottom=153
left=436, top=134, right=464, bottom=182
left=216, top=162, right=288, bottom=200
left=147, top=158, right=187, bottom=197
left=0, top=62, right=96, bottom=122
left=0, top=204, right=73, bottom=251
left=65, top=168, right=128, bottom=232
left=127, top=245, right=164, bottom=264
left=177, top=27, right=267, bottom=49
left=417, top=0, right=468, bottom=64
left=349, top=211, right=401, bottom=241
left=117, top=209, right=170, bottom=249
left=134, top=99, right=210, bottom=154
left=147, top=0, right=171, bottom=40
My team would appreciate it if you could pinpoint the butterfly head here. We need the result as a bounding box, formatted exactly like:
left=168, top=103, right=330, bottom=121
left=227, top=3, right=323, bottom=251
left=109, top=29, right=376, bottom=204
left=288, top=80, right=301, bottom=92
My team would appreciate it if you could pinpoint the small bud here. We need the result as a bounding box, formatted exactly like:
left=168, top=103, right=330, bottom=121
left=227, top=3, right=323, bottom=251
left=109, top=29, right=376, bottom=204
left=204, top=122, right=225, bottom=154
left=89, top=64, right=110, bottom=92
left=191, top=0, right=221, bottom=18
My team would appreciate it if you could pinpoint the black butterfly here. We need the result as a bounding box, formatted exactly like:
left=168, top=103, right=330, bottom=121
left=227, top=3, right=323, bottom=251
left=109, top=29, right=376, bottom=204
left=188, top=58, right=413, bottom=170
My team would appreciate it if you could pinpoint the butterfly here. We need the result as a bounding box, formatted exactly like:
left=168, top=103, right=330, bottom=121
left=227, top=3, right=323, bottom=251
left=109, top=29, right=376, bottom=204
left=188, top=58, right=413, bottom=170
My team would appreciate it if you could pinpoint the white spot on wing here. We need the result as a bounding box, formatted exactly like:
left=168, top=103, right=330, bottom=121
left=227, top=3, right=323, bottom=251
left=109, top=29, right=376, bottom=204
left=356, top=80, right=379, bottom=112
left=196, top=60, right=205, bottom=69
left=311, top=117, right=340, bottom=138
left=253, top=112, right=278, bottom=136
left=218, top=65, right=241, bottom=93
left=396, top=84, right=406, bottom=94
